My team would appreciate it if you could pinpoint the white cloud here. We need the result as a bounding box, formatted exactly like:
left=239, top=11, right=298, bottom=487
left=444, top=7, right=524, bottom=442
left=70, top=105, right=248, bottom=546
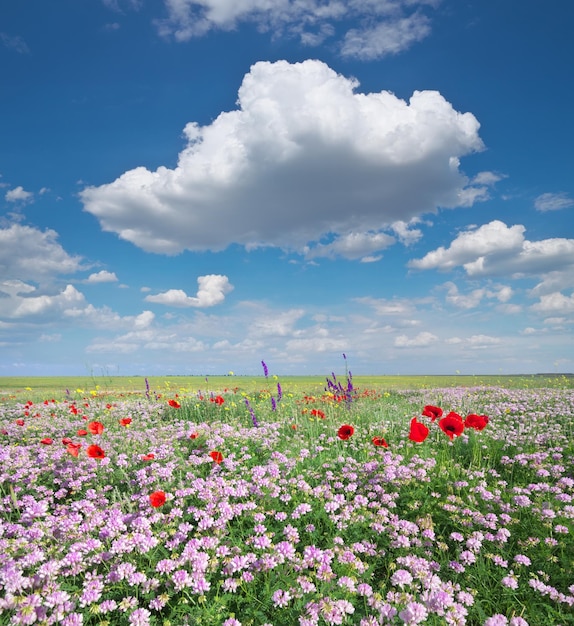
left=249, top=308, right=305, bottom=337
left=446, top=334, right=501, bottom=349
left=341, top=13, right=431, bottom=59
left=444, top=283, right=485, bottom=309
left=391, top=219, right=423, bottom=245
left=5, top=186, right=34, bottom=203
left=0, top=224, right=84, bottom=283
left=470, top=171, right=506, bottom=186
left=64, top=304, right=155, bottom=330
left=144, top=274, right=233, bottom=307
left=81, top=59, right=484, bottom=256
left=394, top=331, right=438, bottom=347
left=356, top=297, right=417, bottom=317
left=0, top=284, right=86, bottom=319
left=86, top=270, right=119, bottom=283
left=156, top=0, right=438, bottom=59
left=531, top=292, right=574, bottom=315
left=409, top=220, right=574, bottom=281
left=304, top=231, right=395, bottom=261
left=443, top=281, right=513, bottom=309
left=534, top=192, right=574, bottom=212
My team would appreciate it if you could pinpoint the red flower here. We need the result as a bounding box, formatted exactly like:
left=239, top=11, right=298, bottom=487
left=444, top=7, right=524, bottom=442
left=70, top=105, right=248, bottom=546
left=422, top=405, right=443, bottom=421
left=337, top=424, right=354, bottom=440
left=311, top=409, right=326, bottom=419
left=168, top=399, right=181, bottom=409
left=66, top=443, right=81, bottom=457
left=40, top=437, right=53, bottom=445
left=210, top=450, right=224, bottom=464
left=15, top=419, right=25, bottom=426
left=119, top=418, right=132, bottom=426
left=464, top=413, right=489, bottom=431
left=189, top=432, right=199, bottom=439
left=77, top=429, right=88, bottom=436
left=62, top=437, right=73, bottom=445
left=439, top=413, right=465, bottom=439
left=211, top=395, right=225, bottom=405
left=88, top=421, right=104, bottom=435
left=70, top=405, right=78, bottom=415
left=141, top=453, right=155, bottom=461
left=409, top=417, right=429, bottom=443
left=149, top=491, right=166, bottom=508
left=87, top=444, right=105, bottom=459
left=372, top=436, right=389, bottom=447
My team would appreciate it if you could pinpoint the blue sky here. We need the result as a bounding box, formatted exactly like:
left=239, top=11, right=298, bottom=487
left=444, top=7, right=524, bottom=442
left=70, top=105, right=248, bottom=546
left=1, top=0, right=573, bottom=377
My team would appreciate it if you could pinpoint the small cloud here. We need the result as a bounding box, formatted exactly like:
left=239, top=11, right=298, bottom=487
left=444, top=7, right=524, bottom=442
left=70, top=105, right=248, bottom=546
left=394, top=331, right=438, bottom=347
left=534, top=192, right=574, bottom=212
left=39, top=333, right=62, bottom=342
left=144, top=274, right=233, bottom=308
left=391, top=220, right=422, bottom=245
left=304, top=231, right=394, bottom=261
left=5, top=186, right=34, bottom=204
left=0, top=33, right=30, bottom=54
left=470, top=171, right=506, bottom=186
left=86, top=270, right=119, bottom=283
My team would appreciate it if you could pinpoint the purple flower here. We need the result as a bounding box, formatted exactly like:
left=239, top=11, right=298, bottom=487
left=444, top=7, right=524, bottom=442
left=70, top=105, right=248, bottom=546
left=261, top=360, right=269, bottom=378
left=391, top=569, right=413, bottom=587
left=245, top=398, right=258, bottom=427
left=129, top=608, right=152, bottom=626
left=514, top=554, right=531, bottom=567
left=398, top=601, right=428, bottom=624
left=484, top=615, right=508, bottom=626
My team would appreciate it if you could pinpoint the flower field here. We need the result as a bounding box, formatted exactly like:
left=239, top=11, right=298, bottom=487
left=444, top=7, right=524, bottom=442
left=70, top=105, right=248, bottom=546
left=1, top=372, right=573, bottom=625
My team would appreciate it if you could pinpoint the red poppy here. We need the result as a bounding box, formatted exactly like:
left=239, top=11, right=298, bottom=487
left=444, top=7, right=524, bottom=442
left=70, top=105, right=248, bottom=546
left=311, top=409, right=326, bottom=419
left=168, top=399, right=181, bottom=409
left=337, top=424, right=354, bottom=440
left=409, top=417, right=429, bottom=443
left=66, top=443, right=81, bottom=457
left=88, top=421, right=104, bottom=435
left=141, top=453, right=155, bottom=461
left=189, top=432, right=199, bottom=439
left=211, top=395, right=225, bottom=405
left=422, top=405, right=443, bottom=421
left=70, top=405, right=78, bottom=415
left=119, top=418, right=132, bottom=426
left=40, top=437, right=53, bottom=445
left=209, top=450, right=224, bottom=464
left=15, top=419, right=25, bottom=426
left=87, top=444, right=105, bottom=459
left=149, top=491, right=166, bottom=508
left=77, top=429, right=88, bottom=436
left=439, top=413, right=465, bottom=439
left=372, top=436, right=389, bottom=448
left=291, top=424, right=297, bottom=430
left=62, top=437, right=73, bottom=445
left=464, top=413, right=489, bottom=431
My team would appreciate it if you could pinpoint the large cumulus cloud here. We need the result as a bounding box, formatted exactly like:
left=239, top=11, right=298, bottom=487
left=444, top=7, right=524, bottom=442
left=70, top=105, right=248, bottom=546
left=81, top=59, right=484, bottom=256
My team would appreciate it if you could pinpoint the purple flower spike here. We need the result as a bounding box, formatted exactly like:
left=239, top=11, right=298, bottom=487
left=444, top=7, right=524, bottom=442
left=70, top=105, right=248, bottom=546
left=261, top=360, right=269, bottom=378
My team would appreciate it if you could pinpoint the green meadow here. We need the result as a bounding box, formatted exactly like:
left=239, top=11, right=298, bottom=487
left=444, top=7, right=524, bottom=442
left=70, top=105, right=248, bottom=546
left=1, top=373, right=572, bottom=401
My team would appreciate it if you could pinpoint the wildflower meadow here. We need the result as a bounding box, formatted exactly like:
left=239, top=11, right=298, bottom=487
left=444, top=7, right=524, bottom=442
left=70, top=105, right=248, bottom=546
left=1, top=365, right=573, bottom=626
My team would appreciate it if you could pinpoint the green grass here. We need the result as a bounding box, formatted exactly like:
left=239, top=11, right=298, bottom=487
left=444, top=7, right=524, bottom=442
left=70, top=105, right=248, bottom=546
left=1, top=373, right=572, bottom=402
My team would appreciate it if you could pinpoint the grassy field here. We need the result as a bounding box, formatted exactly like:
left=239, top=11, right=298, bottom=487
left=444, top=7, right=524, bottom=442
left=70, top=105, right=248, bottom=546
left=1, top=373, right=572, bottom=401
left=1, top=375, right=573, bottom=625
